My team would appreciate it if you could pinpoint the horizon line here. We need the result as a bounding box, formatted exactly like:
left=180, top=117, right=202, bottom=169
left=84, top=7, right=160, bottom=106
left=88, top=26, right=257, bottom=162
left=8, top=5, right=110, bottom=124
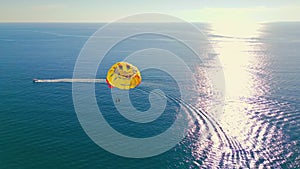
left=1, top=21, right=300, bottom=24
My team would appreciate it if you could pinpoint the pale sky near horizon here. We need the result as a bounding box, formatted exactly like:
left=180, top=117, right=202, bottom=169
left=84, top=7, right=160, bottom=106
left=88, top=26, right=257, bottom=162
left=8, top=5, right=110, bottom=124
left=0, top=0, right=299, bottom=23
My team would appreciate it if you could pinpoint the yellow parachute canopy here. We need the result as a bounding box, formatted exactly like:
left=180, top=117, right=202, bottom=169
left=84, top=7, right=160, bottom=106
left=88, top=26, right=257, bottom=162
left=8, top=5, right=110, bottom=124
left=106, top=62, right=142, bottom=90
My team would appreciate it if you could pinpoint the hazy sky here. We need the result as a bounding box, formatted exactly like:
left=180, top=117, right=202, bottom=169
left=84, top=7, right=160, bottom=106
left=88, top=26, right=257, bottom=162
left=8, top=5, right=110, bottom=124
left=0, top=0, right=299, bottom=22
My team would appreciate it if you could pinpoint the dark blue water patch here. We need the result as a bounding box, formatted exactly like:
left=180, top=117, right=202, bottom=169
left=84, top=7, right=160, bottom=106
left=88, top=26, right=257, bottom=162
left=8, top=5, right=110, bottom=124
left=0, top=23, right=200, bottom=169
left=96, top=69, right=180, bottom=138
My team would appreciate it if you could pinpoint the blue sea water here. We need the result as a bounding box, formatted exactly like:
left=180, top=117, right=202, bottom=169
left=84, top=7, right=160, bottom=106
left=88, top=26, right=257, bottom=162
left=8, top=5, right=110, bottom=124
left=0, top=23, right=300, bottom=168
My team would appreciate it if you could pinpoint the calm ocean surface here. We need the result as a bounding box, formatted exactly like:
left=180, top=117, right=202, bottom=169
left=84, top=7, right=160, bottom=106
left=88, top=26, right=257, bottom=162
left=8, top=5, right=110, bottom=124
left=0, top=23, right=299, bottom=168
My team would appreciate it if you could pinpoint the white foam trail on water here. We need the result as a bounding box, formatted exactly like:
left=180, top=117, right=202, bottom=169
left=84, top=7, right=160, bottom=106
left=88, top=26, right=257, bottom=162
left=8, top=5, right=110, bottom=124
left=33, top=79, right=106, bottom=83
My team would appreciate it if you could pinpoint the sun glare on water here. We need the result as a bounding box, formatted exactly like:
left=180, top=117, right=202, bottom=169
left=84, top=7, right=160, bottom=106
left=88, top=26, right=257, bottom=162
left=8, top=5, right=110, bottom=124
left=198, top=21, right=277, bottom=167
left=211, top=21, right=263, bottom=98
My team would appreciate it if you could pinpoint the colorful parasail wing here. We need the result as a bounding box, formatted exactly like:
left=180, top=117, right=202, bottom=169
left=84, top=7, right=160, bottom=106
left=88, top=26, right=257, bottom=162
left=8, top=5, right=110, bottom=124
left=106, top=62, right=142, bottom=90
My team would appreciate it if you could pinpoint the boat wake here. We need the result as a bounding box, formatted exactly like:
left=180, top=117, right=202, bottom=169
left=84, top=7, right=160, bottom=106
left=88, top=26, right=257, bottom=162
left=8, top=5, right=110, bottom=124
left=33, top=78, right=106, bottom=83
